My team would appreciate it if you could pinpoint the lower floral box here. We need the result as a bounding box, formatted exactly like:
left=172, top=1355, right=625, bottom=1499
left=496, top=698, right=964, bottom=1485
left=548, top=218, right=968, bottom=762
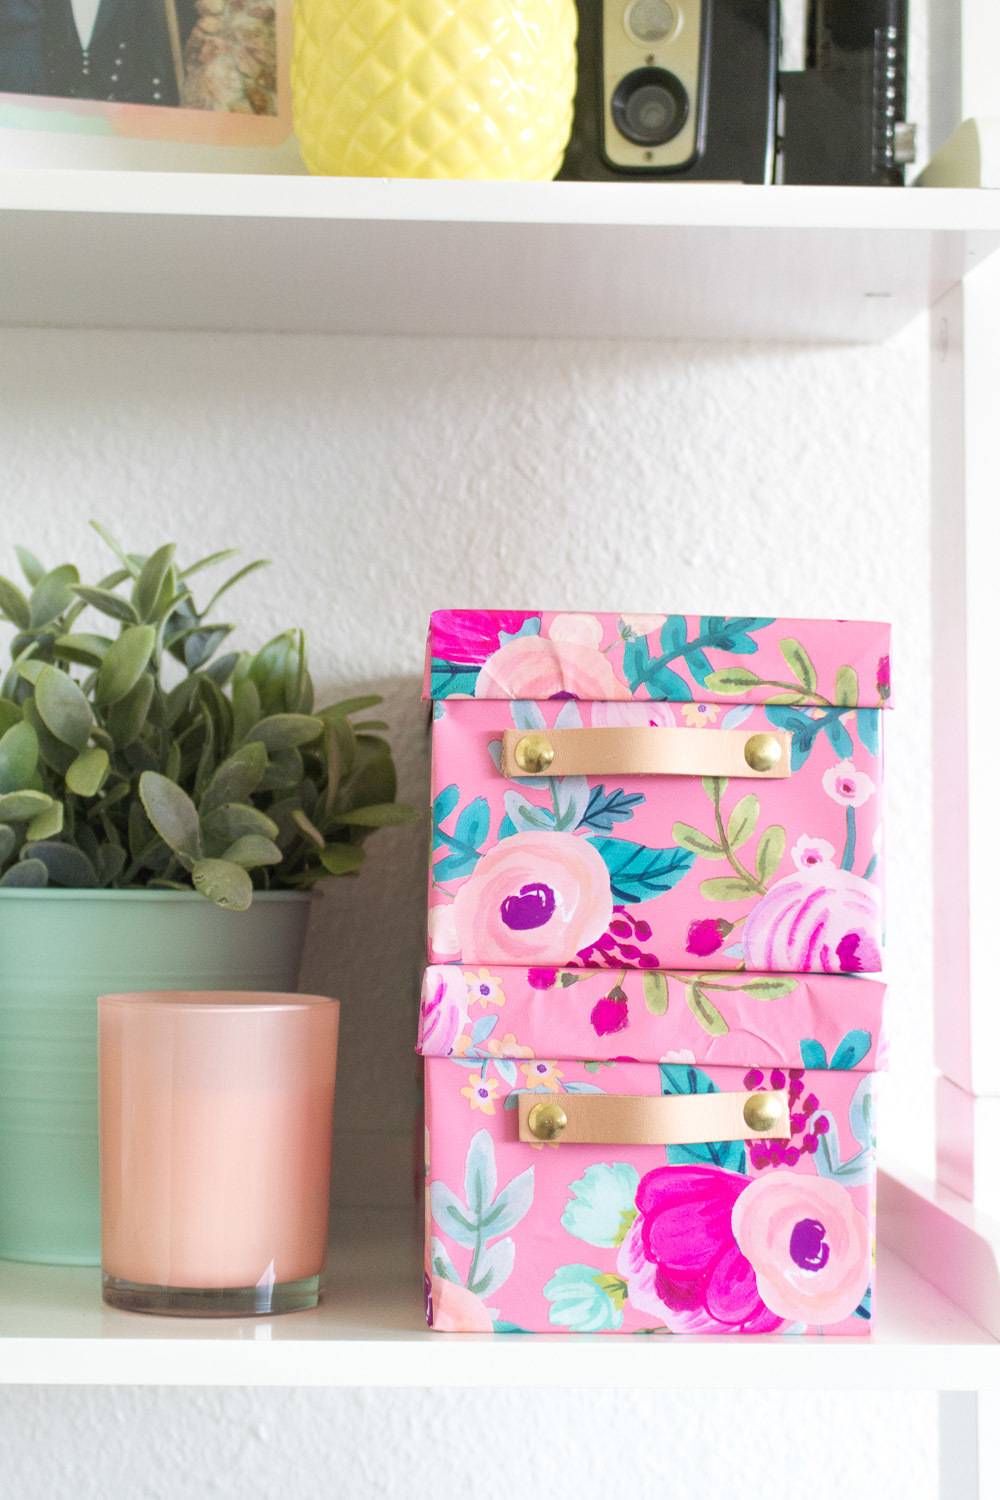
left=418, top=964, right=886, bottom=1336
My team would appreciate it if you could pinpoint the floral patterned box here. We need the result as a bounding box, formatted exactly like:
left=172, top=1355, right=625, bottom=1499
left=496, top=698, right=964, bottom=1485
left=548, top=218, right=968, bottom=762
left=419, top=963, right=886, bottom=1336
left=425, top=611, right=891, bottom=973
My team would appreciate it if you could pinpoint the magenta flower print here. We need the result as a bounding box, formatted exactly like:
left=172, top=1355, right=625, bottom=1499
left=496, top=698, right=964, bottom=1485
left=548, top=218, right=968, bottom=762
left=616, top=1165, right=783, bottom=1334
left=822, top=759, right=875, bottom=809
left=732, top=1171, right=870, bottom=1325
left=685, top=917, right=733, bottom=957
left=742, top=866, right=881, bottom=973
left=418, top=968, right=469, bottom=1056
left=590, top=988, right=629, bottom=1037
left=451, top=830, right=613, bottom=965
left=431, top=610, right=538, bottom=666
left=876, top=654, right=891, bottom=701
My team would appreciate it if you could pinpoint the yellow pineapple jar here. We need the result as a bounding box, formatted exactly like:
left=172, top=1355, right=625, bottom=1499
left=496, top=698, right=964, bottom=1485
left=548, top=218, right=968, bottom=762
left=292, top=0, right=578, bottom=180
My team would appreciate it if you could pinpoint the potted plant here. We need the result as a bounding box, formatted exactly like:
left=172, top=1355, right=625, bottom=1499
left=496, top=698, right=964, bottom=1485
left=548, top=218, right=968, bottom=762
left=0, top=525, right=415, bottom=1266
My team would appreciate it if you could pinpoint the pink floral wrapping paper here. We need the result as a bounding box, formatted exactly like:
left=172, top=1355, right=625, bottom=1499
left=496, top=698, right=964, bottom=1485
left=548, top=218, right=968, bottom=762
left=419, top=965, right=886, bottom=1336
left=427, top=612, right=889, bottom=974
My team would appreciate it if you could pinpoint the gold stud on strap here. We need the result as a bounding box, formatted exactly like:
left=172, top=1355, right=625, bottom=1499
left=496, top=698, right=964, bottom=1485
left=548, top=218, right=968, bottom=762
left=743, top=733, right=783, bottom=773
left=743, top=1090, right=785, bottom=1133
left=513, top=732, right=555, bottom=775
left=526, top=1100, right=568, bottom=1140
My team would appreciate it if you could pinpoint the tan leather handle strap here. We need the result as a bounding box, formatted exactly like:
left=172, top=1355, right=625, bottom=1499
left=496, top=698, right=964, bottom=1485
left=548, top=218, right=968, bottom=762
left=500, top=726, right=791, bottom=780
left=517, top=1089, right=789, bottom=1146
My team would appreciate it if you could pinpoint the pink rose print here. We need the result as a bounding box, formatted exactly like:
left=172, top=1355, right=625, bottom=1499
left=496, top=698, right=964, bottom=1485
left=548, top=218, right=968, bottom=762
left=431, top=610, right=537, bottom=666
left=732, top=1172, right=870, bottom=1326
left=429, top=1276, right=494, bottom=1332
left=616, top=1165, right=784, bottom=1334
left=418, top=969, right=469, bottom=1055
left=590, top=701, right=677, bottom=729
left=549, top=613, right=603, bottom=648
left=475, top=636, right=629, bottom=701
left=451, top=831, right=614, bottom=964
left=822, top=759, right=875, bottom=809
left=742, top=866, right=881, bottom=973
left=791, top=835, right=836, bottom=871
left=686, top=917, right=733, bottom=957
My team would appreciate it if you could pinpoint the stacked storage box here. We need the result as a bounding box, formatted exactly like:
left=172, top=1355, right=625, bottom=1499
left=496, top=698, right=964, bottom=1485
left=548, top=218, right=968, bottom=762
left=418, top=611, right=889, bottom=1336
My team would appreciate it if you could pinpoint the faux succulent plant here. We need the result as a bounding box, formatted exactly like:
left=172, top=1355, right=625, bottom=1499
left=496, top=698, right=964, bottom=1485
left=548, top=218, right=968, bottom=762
left=0, top=524, right=415, bottom=909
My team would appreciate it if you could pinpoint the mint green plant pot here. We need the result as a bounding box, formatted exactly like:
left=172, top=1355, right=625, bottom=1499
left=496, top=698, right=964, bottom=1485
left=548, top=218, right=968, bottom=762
left=0, top=889, right=312, bottom=1266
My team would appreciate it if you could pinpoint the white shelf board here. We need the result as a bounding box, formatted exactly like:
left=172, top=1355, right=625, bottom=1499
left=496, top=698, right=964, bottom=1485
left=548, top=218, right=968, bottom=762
left=1, top=1205, right=996, bottom=1389
left=2, top=170, right=1000, bottom=342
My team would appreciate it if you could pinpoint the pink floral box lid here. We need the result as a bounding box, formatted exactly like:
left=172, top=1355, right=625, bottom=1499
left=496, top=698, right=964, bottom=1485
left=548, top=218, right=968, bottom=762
left=418, top=965, right=887, bottom=1073
left=423, top=611, right=892, bottom=708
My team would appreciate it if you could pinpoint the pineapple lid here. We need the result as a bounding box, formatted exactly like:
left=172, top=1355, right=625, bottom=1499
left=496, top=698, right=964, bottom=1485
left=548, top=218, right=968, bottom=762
left=423, top=611, right=892, bottom=709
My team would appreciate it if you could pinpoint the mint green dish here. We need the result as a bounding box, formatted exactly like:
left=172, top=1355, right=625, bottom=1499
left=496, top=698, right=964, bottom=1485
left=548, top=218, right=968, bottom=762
left=0, top=889, right=312, bottom=1266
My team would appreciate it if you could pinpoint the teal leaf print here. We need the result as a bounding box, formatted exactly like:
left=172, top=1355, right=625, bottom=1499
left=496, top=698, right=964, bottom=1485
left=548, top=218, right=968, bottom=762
left=813, top=1111, right=873, bottom=1186
left=430, top=658, right=480, bottom=697
left=829, top=1029, right=872, bottom=1070
left=464, top=1127, right=497, bottom=1216
left=856, top=708, right=880, bottom=756
left=561, top=1163, right=640, bottom=1249
left=429, top=1182, right=478, bottom=1248
left=849, top=1075, right=875, bottom=1151
left=800, top=1038, right=829, bottom=1069
left=431, top=785, right=459, bottom=845
left=579, top=784, right=646, bottom=832
left=544, top=1264, right=627, bottom=1332
left=588, top=837, right=695, bottom=903
left=854, top=1285, right=873, bottom=1321
left=433, top=794, right=490, bottom=880
left=660, top=1063, right=746, bottom=1173
left=622, top=636, right=692, bottom=700
left=481, top=1168, right=535, bottom=1238
left=765, top=706, right=854, bottom=770
left=431, top=1131, right=535, bottom=1290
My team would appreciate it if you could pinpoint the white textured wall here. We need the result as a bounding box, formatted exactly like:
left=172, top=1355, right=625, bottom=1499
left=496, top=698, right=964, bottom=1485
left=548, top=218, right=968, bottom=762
left=0, top=1386, right=941, bottom=1500
left=0, top=306, right=936, bottom=1494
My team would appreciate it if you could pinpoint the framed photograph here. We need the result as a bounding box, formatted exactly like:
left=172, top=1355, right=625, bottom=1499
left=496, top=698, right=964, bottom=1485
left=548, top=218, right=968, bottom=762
left=0, top=0, right=298, bottom=169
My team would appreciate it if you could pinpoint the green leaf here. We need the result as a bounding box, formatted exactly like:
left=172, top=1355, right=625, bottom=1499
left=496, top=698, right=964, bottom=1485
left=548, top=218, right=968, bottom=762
left=322, top=695, right=382, bottom=718
left=15, top=657, right=44, bottom=686
left=29, top=565, right=79, bottom=628
left=755, top=824, right=786, bottom=884
left=71, top=585, right=140, bottom=625
left=95, top=625, right=156, bottom=705
left=192, top=857, right=253, bottom=911
left=66, top=746, right=110, bottom=797
left=26, top=800, right=64, bottom=840
left=834, top=665, right=859, bottom=708
left=0, top=858, right=47, bottom=887
left=686, top=983, right=729, bottom=1035
left=642, top=972, right=669, bottom=1016
left=292, top=808, right=326, bottom=848
left=180, top=547, right=239, bottom=579
left=221, top=835, right=283, bottom=869
left=231, top=678, right=262, bottom=745
left=0, top=721, right=38, bottom=793
left=22, top=700, right=73, bottom=775
left=670, top=821, right=724, bottom=858
left=34, top=665, right=93, bottom=750
left=90, top=521, right=140, bottom=578
left=0, top=824, right=16, bottom=862
left=703, top=668, right=760, bottom=694
left=0, top=575, right=31, bottom=629
left=107, top=673, right=155, bottom=748
left=244, top=713, right=323, bottom=752
left=133, top=544, right=176, bottom=621
left=699, top=875, right=755, bottom=900
left=726, top=793, right=759, bottom=851
left=200, top=742, right=267, bottom=817
left=15, top=547, right=45, bottom=587
left=0, top=701, right=21, bottom=737
left=333, top=803, right=419, bottom=828
left=201, top=803, right=279, bottom=849
left=53, top=632, right=113, bottom=667
left=738, top=976, right=798, bottom=999
left=319, top=843, right=365, bottom=875
left=0, top=789, right=52, bottom=821
left=780, top=637, right=817, bottom=694
left=201, top=558, right=270, bottom=619
left=23, top=840, right=99, bottom=888
left=138, top=771, right=203, bottom=866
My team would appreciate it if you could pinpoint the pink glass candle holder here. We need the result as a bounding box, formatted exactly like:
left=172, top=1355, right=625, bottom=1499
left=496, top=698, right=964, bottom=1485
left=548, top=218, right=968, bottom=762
left=99, top=991, right=339, bottom=1317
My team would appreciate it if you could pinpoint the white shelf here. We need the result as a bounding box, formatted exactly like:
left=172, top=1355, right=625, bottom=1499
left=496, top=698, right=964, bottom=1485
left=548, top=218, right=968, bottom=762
left=1, top=1202, right=996, bottom=1389
left=1, top=170, right=999, bottom=342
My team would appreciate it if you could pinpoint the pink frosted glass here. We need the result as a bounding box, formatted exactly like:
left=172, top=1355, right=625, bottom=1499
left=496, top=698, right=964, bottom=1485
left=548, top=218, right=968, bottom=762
left=99, top=992, right=339, bottom=1298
